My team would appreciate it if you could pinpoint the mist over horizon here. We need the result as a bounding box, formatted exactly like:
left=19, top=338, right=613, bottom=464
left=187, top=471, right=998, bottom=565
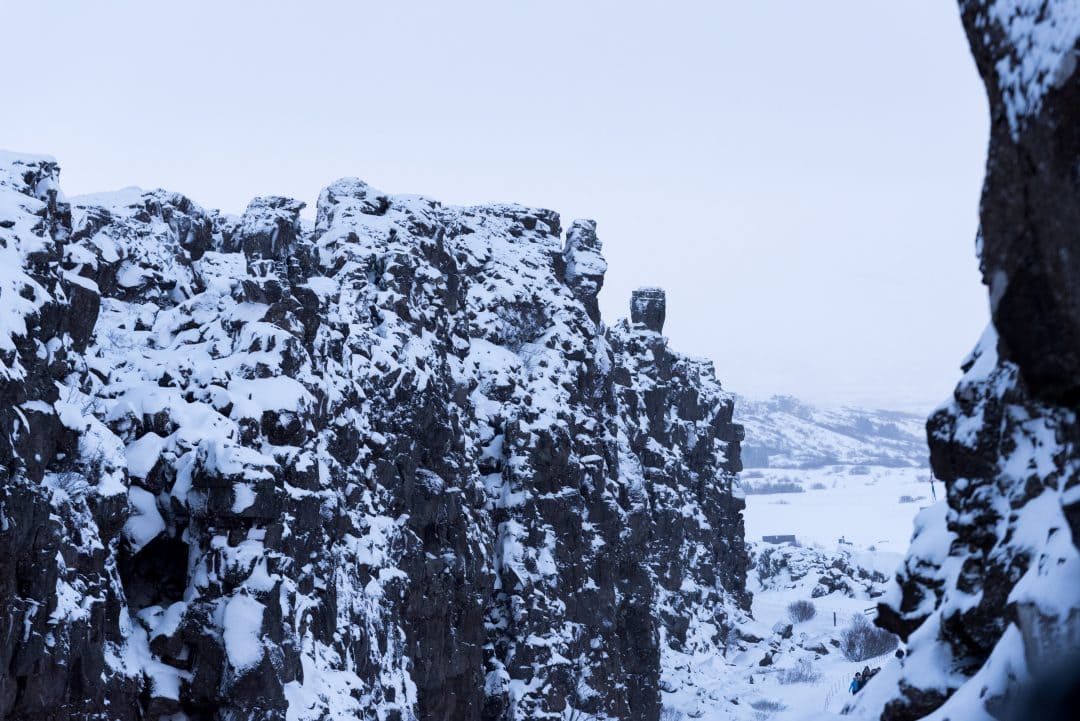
left=0, top=0, right=990, bottom=411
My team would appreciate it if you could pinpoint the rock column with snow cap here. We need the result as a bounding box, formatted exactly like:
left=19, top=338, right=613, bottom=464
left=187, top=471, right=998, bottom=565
left=562, top=218, right=607, bottom=324
left=631, top=286, right=666, bottom=333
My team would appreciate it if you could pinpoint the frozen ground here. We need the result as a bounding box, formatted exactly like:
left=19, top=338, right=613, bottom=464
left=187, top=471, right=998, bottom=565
left=743, top=466, right=936, bottom=554
left=660, top=466, right=937, bottom=720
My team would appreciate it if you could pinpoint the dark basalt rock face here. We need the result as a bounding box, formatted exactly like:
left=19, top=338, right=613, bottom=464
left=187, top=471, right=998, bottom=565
left=630, top=287, right=667, bottom=334
left=0, top=157, right=748, bottom=721
left=609, top=297, right=750, bottom=653
left=874, top=3, right=1080, bottom=719
left=0, top=156, right=142, bottom=721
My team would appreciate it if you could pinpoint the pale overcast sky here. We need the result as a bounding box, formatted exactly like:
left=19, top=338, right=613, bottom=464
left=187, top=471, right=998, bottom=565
left=1, top=1, right=989, bottom=412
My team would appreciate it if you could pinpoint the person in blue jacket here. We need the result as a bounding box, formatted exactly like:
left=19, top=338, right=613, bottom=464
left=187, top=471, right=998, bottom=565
left=849, top=672, right=863, bottom=695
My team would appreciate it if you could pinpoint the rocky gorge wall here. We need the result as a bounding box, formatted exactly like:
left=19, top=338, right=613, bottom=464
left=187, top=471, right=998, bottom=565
left=871, top=2, right=1080, bottom=719
left=0, top=153, right=748, bottom=721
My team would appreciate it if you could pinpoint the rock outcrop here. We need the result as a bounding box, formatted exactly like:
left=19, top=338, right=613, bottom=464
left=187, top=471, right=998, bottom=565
left=871, top=3, right=1080, bottom=719
left=0, top=155, right=748, bottom=721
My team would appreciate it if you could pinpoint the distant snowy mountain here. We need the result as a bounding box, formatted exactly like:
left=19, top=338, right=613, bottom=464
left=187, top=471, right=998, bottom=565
left=736, top=395, right=929, bottom=469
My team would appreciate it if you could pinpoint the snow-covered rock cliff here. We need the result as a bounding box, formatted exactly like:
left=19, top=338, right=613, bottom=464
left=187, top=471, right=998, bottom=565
left=864, top=3, right=1080, bottom=719
left=0, top=154, right=748, bottom=721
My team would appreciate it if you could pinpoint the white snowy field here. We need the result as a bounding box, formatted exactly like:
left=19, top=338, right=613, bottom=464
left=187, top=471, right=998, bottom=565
left=660, top=465, right=938, bottom=720
left=743, top=466, right=936, bottom=554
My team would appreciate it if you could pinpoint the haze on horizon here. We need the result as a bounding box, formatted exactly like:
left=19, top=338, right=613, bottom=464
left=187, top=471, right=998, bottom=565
left=0, top=0, right=990, bottom=413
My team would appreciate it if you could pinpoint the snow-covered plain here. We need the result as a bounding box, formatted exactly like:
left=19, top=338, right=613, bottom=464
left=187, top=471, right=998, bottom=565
left=661, top=465, right=936, bottom=720
left=744, top=466, right=936, bottom=555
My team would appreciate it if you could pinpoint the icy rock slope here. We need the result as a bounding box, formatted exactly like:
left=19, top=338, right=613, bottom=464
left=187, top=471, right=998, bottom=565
left=0, top=155, right=747, bottom=721
left=857, top=3, right=1080, bottom=720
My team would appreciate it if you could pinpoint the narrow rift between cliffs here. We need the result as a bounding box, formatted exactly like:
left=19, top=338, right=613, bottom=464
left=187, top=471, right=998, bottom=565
left=0, top=159, right=748, bottom=721
left=4, top=3, right=1080, bottom=720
